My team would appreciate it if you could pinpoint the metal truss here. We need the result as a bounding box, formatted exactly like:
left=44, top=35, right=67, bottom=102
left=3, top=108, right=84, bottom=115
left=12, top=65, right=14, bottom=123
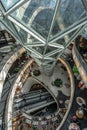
left=0, top=0, right=87, bottom=75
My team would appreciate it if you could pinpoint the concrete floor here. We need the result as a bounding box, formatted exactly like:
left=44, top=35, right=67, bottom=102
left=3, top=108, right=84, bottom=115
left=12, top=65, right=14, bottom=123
left=31, top=62, right=71, bottom=98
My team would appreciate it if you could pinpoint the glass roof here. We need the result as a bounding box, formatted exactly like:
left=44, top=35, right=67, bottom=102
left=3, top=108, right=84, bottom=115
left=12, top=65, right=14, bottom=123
left=11, top=0, right=57, bottom=39
left=50, top=0, right=86, bottom=39
left=0, top=0, right=87, bottom=41
left=10, top=0, right=87, bottom=41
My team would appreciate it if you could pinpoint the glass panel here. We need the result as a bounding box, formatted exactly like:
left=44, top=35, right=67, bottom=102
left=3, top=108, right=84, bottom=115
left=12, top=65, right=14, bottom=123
left=57, top=31, right=76, bottom=45
left=50, top=31, right=74, bottom=45
left=55, top=38, right=65, bottom=46
left=11, top=0, right=57, bottom=38
left=1, top=18, right=20, bottom=40
left=32, top=46, right=44, bottom=54
left=45, top=46, right=58, bottom=55
left=50, top=30, right=77, bottom=49
left=50, top=0, right=86, bottom=39
left=15, top=24, right=44, bottom=45
left=31, top=8, right=54, bottom=38
left=1, top=0, right=20, bottom=10
left=81, top=27, right=87, bottom=40
left=51, top=53, right=59, bottom=59
left=15, top=24, right=27, bottom=43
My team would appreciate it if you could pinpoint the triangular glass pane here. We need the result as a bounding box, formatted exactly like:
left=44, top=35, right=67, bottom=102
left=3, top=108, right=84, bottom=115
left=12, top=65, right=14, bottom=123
left=1, top=17, right=21, bottom=41
left=50, top=53, right=59, bottom=59
left=56, top=33, right=76, bottom=46
left=11, top=0, right=57, bottom=39
left=55, top=38, right=65, bottom=46
left=48, top=30, right=78, bottom=58
left=50, top=0, right=86, bottom=39
left=15, top=24, right=45, bottom=47
left=45, top=46, right=57, bottom=54
left=32, top=46, right=45, bottom=55
left=1, top=0, right=21, bottom=11
left=15, top=24, right=28, bottom=43
left=50, top=28, right=79, bottom=46
left=31, top=8, right=54, bottom=38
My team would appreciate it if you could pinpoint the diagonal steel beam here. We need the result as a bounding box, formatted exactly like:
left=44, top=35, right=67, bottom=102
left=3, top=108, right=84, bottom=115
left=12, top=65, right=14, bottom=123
left=47, top=0, right=61, bottom=41
left=0, top=18, right=20, bottom=42
left=0, top=2, right=6, bottom=13
left=42, top=0, right=61, bottom=58
left=48, top=16, right=87, bottom=44
left=24, top=46, right=43, bottom=59
left=8, top=15, right=46, bottom=44
left=48, top=43, right=64, bottom=49
left=25, top=43, right=44, bottom=47
left=44, top=48, right=63, bottom=57
left=0, top=0, right=30, bottom=15
left=58, top=24, right=87, bottom=58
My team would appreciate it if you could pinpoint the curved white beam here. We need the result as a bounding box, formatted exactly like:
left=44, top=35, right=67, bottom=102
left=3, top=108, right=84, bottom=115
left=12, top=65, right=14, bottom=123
left=0, top=47, right=26, bottom=99
left=5, top=59, right=34, bottom=130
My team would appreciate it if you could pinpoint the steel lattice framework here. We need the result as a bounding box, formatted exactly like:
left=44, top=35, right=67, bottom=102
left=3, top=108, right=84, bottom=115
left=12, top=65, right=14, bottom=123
left=0, top=0, right=87, bottom=75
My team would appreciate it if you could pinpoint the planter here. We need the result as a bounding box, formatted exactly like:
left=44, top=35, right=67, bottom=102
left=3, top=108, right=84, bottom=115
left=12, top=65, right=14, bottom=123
left=33, top=69, right=41, bottom=76
left=54, top=78, right=63, bottom=87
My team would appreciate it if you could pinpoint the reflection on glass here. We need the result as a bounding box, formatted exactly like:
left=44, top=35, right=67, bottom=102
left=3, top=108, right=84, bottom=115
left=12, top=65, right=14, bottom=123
left=15, top=25, right=27, bottom=43
left=31, top=9, right=54, bottom=38
left=50, top=30, right=77, bottom=48
left=32, top=46, right=44, bottom=54
left=1, top=0, right=20, bottom=10
left=51, top=0, right=86, bottom=38
left=15, top=24, right=44, bottom=52
left=1, top=0, right=87, bottom=42
left=11, top=0, right=57, bottom=38
left=45, top=46, right=57, bottom=54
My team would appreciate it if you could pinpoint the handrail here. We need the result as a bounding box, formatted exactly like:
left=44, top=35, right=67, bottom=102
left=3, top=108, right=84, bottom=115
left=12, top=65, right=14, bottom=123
left=4, top=59, right=34, bottom=130
left=0, top=47, right=26, bottom=100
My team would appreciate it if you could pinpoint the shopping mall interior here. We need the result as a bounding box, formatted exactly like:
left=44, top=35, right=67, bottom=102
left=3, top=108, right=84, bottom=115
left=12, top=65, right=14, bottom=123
left=0, top=0, right=87, bottom=130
